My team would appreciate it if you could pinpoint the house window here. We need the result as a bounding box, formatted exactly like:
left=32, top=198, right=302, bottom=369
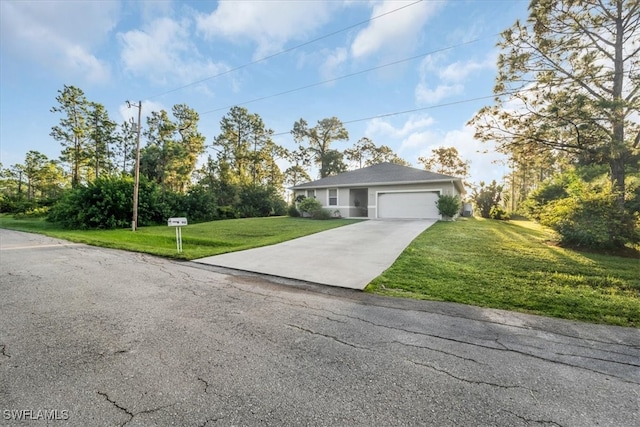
left=307, top=190, right=315, bottom=199
left=328, top=189, right=338, bottom=206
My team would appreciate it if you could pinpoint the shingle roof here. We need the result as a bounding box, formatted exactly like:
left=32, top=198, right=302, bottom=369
left=291, top=162, right=465, bottom=192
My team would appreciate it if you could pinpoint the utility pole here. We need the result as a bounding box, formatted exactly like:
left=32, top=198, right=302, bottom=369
left=127, top=100, right=142, bottom=231
left=94, top=113, right=100, bottom=179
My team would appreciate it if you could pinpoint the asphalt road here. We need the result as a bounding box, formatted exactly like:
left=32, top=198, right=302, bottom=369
left=0, top=229, right=638, bottom=426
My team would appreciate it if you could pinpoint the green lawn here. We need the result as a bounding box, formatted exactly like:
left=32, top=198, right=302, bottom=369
left=2, top=214, right=638, bottom=326
left=367, top=218, right=640, bottom=327
left=0, top=215, right=360, bottom=259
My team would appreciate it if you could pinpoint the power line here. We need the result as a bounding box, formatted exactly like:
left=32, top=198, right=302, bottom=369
left=200, top=35, right=493, bottom=116
left=270, top=91, right=522, bottom=137
left=146, top=0, right=425, bottom=100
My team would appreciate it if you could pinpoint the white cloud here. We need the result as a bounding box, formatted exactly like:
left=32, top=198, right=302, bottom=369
left=366, top=115, right=435, bottom=139
left=0, top=0, right=117, bottom=83
left=415, top=52, right=496, bottom=105
left=196, top=1, right=335, bottom=59
left=415, top=83, right=464, bottom=104
left=365, top=114, right=506, bottom=183
left=320, top=47, right=349, bottom=81
left=400, top=129, right=441, bottom=151
left=415, top=125, right=506, bottom=184
left=351, top=0, right=441, bottom=60
left=439, top=54, right=496, bottom=82
left=119, top=100, right=166, bottom=125
left=118, top=17, right=228, bottom=85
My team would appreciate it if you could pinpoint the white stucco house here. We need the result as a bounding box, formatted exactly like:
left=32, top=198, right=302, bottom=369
left=291, top=162, right=465, bottom=219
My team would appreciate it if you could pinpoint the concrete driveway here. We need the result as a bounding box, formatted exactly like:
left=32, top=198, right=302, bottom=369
left=194, top=219, right=436, bottom=290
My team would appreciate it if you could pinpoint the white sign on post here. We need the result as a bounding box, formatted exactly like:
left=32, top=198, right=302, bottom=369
left=168, top=217, right=188, bottom=227
left=168, top=217, right=187, bottom=253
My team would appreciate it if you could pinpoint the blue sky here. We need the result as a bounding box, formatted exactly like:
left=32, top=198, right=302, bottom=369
left=0, top=0, right=530, bottom=184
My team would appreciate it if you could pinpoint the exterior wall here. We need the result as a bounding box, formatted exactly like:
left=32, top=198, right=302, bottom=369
left=367, top=182, right=458, bottom=219
left=293, top=188, right=350, bottom=217
left=295, top=181, right=461, bottom=219
left=315, top=188, right=327, bottom=203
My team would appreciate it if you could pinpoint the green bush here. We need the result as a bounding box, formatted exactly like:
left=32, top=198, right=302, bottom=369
left=272, top=197, right=288, bottom=216
left=521, top=168, right=639, bottom=249
left=0, top=196, right=56, bottom=215
left=238, top=185, right=272, bottom=217
left=489, top=205, right=510, bottom=220
left=520, top=175, right=569, bottom=220
left=237, top=185, right=287, bottom=218
left=436, top=194, right=461, bottom=218
left=297, top=197, right=322, bottom=216
left=471, top=180, right=503, bottom=218
left=287, top=204, right=300, bottom=217
left=0, top=194, right=15, bottom=213
left=538, top=180, right=637, bottom=248
left=184, top=185, right=219, bottom=222
left=311, top=208, right=333, bottom=220
left=47, top=176, right=177, bottom=229
left=13, top=206, right=50, bottom=219
left=48, top=177, right=130, bottom=229
left=625, top=175, right=640, bottom=215
left=217, top=205, right=239, bottom=219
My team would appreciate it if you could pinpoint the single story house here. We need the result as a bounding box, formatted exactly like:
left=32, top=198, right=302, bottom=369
left=291, top=162, right=465, bottom=219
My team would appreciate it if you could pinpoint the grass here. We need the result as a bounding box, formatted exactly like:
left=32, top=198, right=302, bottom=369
left=2, top=214, right=638, bottom=326
left=0, top=215, right=360, bottom=260
left=367, top=218, right=640, bottom=327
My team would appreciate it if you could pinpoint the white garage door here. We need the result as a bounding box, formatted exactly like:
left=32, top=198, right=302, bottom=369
left=377, top=192, right=440, bottom=219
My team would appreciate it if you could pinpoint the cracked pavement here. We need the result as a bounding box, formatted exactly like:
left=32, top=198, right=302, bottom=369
left=0, top=229, right=638, bottom=426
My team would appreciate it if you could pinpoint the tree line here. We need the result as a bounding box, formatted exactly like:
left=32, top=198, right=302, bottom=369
left=2, top=86, right=431, bottom=227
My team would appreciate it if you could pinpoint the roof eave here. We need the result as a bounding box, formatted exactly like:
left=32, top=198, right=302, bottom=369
left=291, top=178, right=465, bottom=192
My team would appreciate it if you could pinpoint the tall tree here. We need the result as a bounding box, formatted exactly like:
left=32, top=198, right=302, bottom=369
left=292, top=117, right=349, bottom=178
left=322, top=149, right=348, bottom=176
left=50, top=85, right=91, bottom=187
left=23, top=150, right=48, bottom=200
left=141, top=109, right=176, bottom=191
left=114, top=120, right=137, bottom=175
left=369, top=145, right=411, bottom=167
left=1, top=154, right=66, bottom=203
left=418, top=147, right=470, bottom=178
left=259, top=141, right=287, bottom=189
left=37, top=160, right=66, bottom=199
left=172, top=104, right=206, bottom=192
left=502, top=145, right=567, bottom=211
left=7, top=164, right=25, bottom=198
left=0, top=163, right=26, bottom=204
left=344, top=137, right=376, bottom=169
left=344, top=137, right=410, bottom=169
left=284, top=146, right=311, bottom=188
left=88, top=102, right=117, bottom=179
left=141, top=105, right=205, bottom=193
left=213, top=107, right=281, bottom=187
left=469, top=0, right=640, bottom=209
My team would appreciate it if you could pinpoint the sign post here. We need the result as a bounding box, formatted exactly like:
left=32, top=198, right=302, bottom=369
left=167, top=217, right=188, bottom=253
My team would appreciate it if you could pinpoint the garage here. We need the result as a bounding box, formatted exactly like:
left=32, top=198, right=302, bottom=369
left=377, top=191, right=440, bottom=219
left=291, top=162, right=465, bottom=219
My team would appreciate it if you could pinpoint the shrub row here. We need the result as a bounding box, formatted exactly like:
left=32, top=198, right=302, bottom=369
left=46, top=176, right=287, bottom=229
left=521, top=169, right=639, bottom=249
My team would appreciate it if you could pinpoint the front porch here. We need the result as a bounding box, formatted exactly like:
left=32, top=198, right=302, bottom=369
left=348, top=188, right=368, bottom=218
